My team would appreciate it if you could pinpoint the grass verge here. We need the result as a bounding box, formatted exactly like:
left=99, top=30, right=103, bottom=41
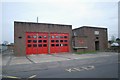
left=75, top=51, right=97, bottom=54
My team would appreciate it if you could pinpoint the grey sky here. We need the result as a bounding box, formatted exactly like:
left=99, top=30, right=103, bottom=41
left=2, top=0, right=119, bottom=43
left=118, top=2, right=120, bottom=38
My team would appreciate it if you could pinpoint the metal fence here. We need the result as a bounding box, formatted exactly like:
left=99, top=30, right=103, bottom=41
left=0, top=45, right=8, bottom=53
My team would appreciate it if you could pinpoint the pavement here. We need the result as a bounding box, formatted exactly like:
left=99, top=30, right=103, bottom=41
left=1, top=51, right=118, bottom=66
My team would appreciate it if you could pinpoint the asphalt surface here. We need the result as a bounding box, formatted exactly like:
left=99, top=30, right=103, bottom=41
left=2, top=53, right=118, bottom=78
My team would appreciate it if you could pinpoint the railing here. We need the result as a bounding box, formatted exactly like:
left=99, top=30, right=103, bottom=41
left=0, top=45, right=8, bottom=53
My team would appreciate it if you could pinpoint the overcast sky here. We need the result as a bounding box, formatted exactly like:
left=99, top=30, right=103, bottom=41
left=1, top=0, right=119, bottom=43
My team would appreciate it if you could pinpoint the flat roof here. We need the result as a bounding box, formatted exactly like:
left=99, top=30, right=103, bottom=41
left=73, top=26, right=107, bottom=30
left=14, top=21, right=72, bottom=26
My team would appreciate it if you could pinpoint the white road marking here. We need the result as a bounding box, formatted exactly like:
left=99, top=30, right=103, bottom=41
left=73, top=68, right=83, bottom=71
left=81, top=67, right=89, bottom=70
left=81, top=66, right=95, bottom=70
left=86, top=66, right=95, bottom=70
left=65, top=65, right=95, bottom=72
left=65, top=68, right=75, bottom=72
left=29, top=75, right=36, bottom=78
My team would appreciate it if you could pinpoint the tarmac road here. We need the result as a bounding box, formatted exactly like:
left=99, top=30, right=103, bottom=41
left=2, top=52, right=118, bottom=79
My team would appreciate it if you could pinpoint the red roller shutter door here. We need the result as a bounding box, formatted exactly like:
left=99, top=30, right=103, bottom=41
left=37, top=32, right=48, bottom=54
left=50, top=33, right=69, bottom=54
left=50, top=33, right=60, bottom=53
left=26, top=32, right=69, bottom=55
left=26, top=32, right=48, bottom=55
left=26, top=32, right=33, bottom=55
left=60, top=33, right=69, bottom=52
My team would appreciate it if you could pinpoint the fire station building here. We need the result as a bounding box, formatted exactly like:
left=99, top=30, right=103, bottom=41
left=14, top=21, right=108, bottom=56
left=72, top=26, right=108, bottom=52
left=14, top=21, right=72, bottom=56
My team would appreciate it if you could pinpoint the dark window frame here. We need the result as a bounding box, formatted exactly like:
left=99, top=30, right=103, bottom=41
left=51, top=40, right=54, bottom=42
left=60, top=40, right=63, bottom=42
left=43, top=44, right=47, bottom=47
left=44, top=36, right=47, bottom=38
left=33, top=44, right=37, bottom=47
left=56, top=44, right=59, bottom=46
left=38, top=40, right=42, bottom=43
left=64, top=40, right=68, bottom=42
left=28, top=35, right=32, bottom=38
left=28, top=40, right=32, bottom=43
left=64, top=44, right=68, bottom=46
left=38, top=44, right=42, bottom=47
left=60, top=44, right=63, bottom=46
left=43, top=40, right=47, bottom=42
left=56, top=36, right=59, bottom=38
left=51, top=36, right=54, bottom=38
left=33, top=35, right=37, bottom=38
left=38, top=36, right=42, bottom=38
left=64, top=36, right=67, bottom=38
left=51, top=44, right=55, bottom=46
left=33, top=40, right=37, bottom=43
left=56, top=40, right=59, bottom=42
left=28, top=44, right=32, bottom=47
left=60, top=36, right=63, bottom=38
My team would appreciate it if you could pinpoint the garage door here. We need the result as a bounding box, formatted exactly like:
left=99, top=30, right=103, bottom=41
left=26, top=32, right=48, bottom=55
left=50, top=33, right=69, bottom=53
left=26, top=32, right=69, bottom=55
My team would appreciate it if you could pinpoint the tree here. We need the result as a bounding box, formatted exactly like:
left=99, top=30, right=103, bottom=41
left=116, top=38, right=120, bottom=45
left=116, top=38, right=120, bottom=41
left=111, top=35, right=116, bottom=43
left=2, top=41, right=9, bottom=46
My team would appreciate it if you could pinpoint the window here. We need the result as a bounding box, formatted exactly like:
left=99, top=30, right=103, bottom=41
left=38, top=36, right=42, bottom=38
left=56, top=40, right=59, bottom=42
left=64, top=40, right=67, bottom=42
left=28, top=44, right=32, bottom=47
left=74, top=32, right=77, bottom=36
left=33, top=44, right=37, bottom=47
left=60, top=36, right=63, bottom=38
left=51, top=44, right=55, bottom=46
left=43, top=40, right=47, bottom=42
left=96, top=37, right=99, bottom=39
left=38, top=40, right=42, bottom=43
left=64, top=36, right=67, bottom=38
left=33, top=40, right=37, bottom=43
left=43, top=44, right=47, bottom=47
left=28, top=35, right=32, bottom=38
left=18, top=36, right=22, bottom=39
left=56, top=36, right=59, bottom=38
left=28, top=40, right=31, bottom=43
left=56, top=44, right=59, bottom=46
left=51, top=36, right=54, bottom=38
left=60, top=40, right=63, bottom=42
left=44, top=36, right=47, bottom=38
left=51, top=40, right=54, bottom=42
left=64, top=44, right=68, bottom=46
left=60, top=44, right=63, bottom=46
left=38, top=44, right=42, bottom=47
left=33, top=35, right=37, bottom=38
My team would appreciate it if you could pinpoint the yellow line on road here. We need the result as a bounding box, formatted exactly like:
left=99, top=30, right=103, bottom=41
left=3, top=75, right=20, bottom=79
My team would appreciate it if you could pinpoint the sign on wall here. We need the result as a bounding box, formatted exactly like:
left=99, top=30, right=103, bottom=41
left=94, top=31, right=99, bottom=35
left=79, top=39, right=84, bottom=44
